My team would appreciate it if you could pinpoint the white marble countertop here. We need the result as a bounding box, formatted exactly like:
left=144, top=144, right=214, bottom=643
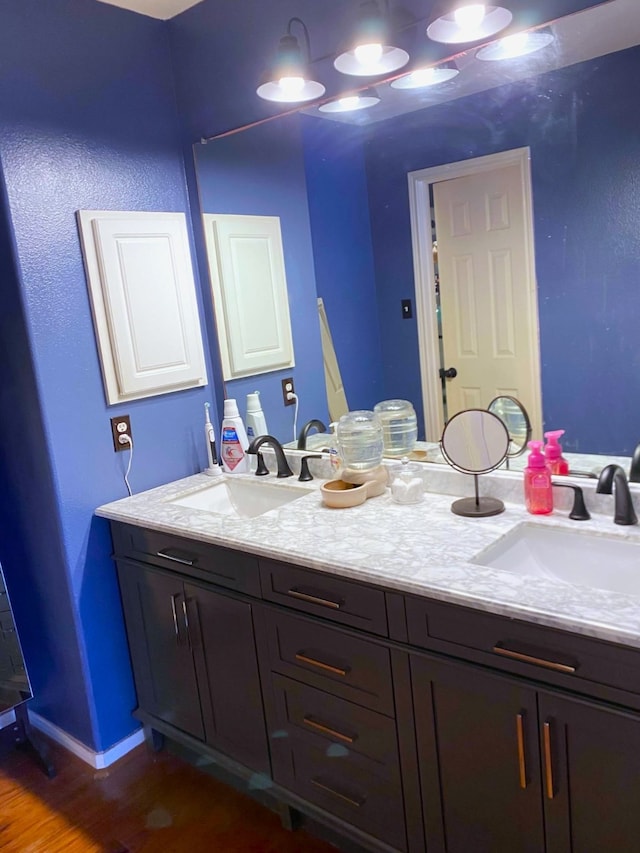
left=96, top=467, right=640, bottom=649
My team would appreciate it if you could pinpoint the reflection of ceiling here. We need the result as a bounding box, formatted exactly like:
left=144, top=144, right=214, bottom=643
left=96, top=0, right=203, bottom=20
left=307, top=0, right=640, bottom=124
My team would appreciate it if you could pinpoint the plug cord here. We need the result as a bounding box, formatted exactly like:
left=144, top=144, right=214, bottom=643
left=288, top=392, right=299, bottom=442
left=119, top=434, right=134, bottom=496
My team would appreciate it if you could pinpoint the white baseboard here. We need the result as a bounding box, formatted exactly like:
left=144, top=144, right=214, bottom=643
left=0, top=709, right=16, bottom=728
left=29, top=711, right=146, bottom=769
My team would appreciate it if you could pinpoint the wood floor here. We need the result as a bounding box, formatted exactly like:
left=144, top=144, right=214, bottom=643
left=0, top=740, right=336, bottom=852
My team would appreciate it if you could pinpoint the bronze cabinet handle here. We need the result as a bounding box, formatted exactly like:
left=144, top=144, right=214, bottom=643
left=543, top=721, right=555, bottom=800
left=295, top=653, right=348, bottom=677
left=182, top=598, right=191, bottom=649
left=157, top=548, right=195, bottom=566
left=493, top=645, right=576, bottom=674
left=311, top=778, right=364, bottom=808
left=516, top=713, right=527, bottom=789
left=287, top=588, right=343, bottom=609
left=303, top=716, right=355, bottom=743
left=170, top=593, right=180, bottom=643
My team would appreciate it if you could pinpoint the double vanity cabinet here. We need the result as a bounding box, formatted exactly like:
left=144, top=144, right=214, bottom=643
left=108, top=513, right=640, bottom=853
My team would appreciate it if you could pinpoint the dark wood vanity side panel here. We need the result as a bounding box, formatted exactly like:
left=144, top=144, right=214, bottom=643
left=259, top=559, right=388, bottom=637
left=390, top=650, right=427, bottom=853
left=406, top=596, right=640, bottom=706
left=111, top=521, right=261, bottom=597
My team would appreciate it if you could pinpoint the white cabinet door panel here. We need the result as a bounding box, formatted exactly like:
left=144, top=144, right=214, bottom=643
left=78, top=211, right=207, bottom=404
left=204, top=214, right=295, bottom=380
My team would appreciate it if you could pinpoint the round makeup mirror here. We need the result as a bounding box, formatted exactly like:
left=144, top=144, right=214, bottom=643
left=440, top=409, right=510, bottom=517
left=487, top=395, right=532, bottom=462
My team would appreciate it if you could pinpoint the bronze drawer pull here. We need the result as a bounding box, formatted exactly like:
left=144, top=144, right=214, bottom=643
left=295, top=653, right=348, bottom=677
left=182, top=598, right=191, bottom=648
left=303, top=716, right=355, bottom=743
left=543, top=721, right=555, bottom=800
left=516, top=713, right=527, bottom=789
left=492, top=645, right=576, bottom=674
left=287, top=588, right=342, bottom=609
left=157, top=548, right=195, bottom=566
left=311, top=778, right=364, bottom=808
left=170, top=594, right=180, bottom=643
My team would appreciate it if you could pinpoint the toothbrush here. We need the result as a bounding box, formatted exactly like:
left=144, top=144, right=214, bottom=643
left=204, top=402, right=220, bottom=473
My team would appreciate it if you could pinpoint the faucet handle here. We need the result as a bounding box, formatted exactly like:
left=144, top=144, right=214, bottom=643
left=552, top=482, right=590, bottom=521
left=299, top=455, right=322, bottom=482
left=255, top=452, right=269, bottom=477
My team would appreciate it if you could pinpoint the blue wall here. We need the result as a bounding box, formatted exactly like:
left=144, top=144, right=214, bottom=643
left=195, top=115, right=327, bottom=440
left=0, top=0, right=216, bottom=751
left=365, top=46, right=640, bottom=455
left=301, top=116, right=385, bottom=414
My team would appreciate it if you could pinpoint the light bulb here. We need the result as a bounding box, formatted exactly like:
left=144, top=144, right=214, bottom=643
left=454, top=4, right=486, bottom=32
left=278, top=76, right=305, bottom=95
left=354, top=42, right=384, bottom=66
left=408, top=68, right=437, bottom=86
left=338, top=95, right=361, bottom=110
left=497, top=32, right=531, bottom=57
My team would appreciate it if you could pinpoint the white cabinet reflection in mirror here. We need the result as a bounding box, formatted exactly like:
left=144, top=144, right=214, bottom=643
left=203, top=213, right=294, bottom=380
left=78, top=210, right=207, bottom=405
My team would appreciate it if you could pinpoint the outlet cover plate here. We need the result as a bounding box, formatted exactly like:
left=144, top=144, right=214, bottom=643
left=110, top=415, right=132, bottom=452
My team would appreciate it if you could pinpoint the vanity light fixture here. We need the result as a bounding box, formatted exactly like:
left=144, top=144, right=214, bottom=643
left=333, top=0, right=409, bottom=77
left=475, top=27, right=554, bottom=60
left=318, top=88, right=381, bottom=113
left=390, top=60, right=459, bottom=89
left=426, top=3, right=513, bottom=44
left=256, top=18, right=326, bottom=103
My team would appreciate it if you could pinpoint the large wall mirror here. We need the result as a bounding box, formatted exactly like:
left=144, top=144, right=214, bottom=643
left=194, top=0, right=640, bottom=464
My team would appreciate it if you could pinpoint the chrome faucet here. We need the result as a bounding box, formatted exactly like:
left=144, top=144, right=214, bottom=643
left=247, top=435, right=294, bottom=478
left=596, top=464, right=638, bottom=525
left=297, top=419, right=327, bottom=450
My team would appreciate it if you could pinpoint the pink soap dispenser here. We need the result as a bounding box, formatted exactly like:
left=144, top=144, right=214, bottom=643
left=544, top=429, right=569, bottom=475
left=524, top=440, right=553, bottom=515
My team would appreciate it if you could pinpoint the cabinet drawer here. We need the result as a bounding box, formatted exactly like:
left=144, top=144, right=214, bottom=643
left=260, top=559, right=388, bottom=636
left=111, top=522, right=260, bottom=597
left=406, top=597, right=640, bottom=699
left=262, top=609, right=394, bottom=716
left=273, top=737, right=406, bottom=851
left=270, top=674, right=400, bottom=770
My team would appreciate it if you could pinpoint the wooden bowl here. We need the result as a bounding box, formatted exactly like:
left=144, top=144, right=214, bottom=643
left=320, top=479, right=368, bottom=508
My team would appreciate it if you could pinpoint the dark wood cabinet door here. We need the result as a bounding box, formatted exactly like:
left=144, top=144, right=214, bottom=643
left=117, top=561, right=204, bottom=740
left=412, top=655, right=545, bottom=853
left=185, top=582, right=270, bottom=774
left=539, top=692, right=640, bottom=853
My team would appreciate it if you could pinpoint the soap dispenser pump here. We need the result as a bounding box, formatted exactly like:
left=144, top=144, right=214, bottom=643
left=524, top=440, right=553, bottom=515
left=544, top=429, right=569, bottom=475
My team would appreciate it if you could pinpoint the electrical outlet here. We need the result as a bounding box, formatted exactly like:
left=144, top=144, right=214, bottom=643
left=110, top=415, right=132, bottom=452
left=281, top=377, right=295, bottom=406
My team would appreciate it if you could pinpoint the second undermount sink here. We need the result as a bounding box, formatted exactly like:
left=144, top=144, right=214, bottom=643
left=169, top=477, right=308, bottom=519
left=472, top=523, right=640, bottom=597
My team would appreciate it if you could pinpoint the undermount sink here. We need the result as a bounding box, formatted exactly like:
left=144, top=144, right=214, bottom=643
left=169, top=477, right=308, bottom=519
left=472, top=523, right=640, bottom=597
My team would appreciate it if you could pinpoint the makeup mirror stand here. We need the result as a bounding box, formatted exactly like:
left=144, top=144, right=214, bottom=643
left=452, top=473, right=506, bottom=518
left=440, top=409, right=511, bottom=518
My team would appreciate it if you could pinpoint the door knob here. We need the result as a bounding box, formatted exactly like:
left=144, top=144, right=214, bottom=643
left=439, top=367, right=458, bottom=380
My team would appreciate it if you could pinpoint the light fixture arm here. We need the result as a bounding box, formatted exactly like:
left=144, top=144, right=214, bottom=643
left=286, top=17, right=311, bottom=62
